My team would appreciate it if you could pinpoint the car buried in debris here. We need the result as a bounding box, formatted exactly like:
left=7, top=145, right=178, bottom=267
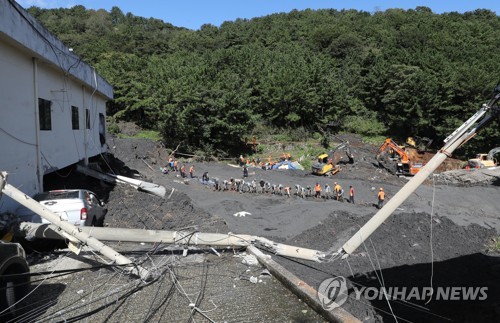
left=15, top=189, right=107, bottom=227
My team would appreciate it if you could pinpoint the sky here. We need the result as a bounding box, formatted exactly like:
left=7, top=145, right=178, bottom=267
left=16, top=0, right=500, bottom=30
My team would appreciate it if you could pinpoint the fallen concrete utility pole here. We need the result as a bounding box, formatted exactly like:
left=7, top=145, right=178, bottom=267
left=76, top=164, right=166, bottom=198
left=18, top=223, right=327, bottom=262
left=0, top=172, right=151, bottom=281
left=19, top=223, right=252, bottom=247
left=247, top=246, right=360, bottom=323
left=340, top=90, right=500, bottom=256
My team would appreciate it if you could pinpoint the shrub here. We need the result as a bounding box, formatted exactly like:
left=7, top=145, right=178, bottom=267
left=342, top=115, right=386, bottom=137
left=107, top=122, right=120, bottom=135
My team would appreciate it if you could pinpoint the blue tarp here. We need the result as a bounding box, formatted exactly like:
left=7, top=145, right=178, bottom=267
left=271, top=161, right=304, bottom=170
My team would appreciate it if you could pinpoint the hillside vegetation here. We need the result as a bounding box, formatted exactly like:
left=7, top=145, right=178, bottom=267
left=27, top=6, right=500, bottom=156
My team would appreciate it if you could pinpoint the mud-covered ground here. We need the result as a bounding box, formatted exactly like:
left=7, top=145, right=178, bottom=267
left=18, top=135, right=500, bottom=322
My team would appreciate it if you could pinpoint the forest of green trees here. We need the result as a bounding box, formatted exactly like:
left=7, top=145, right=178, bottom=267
left=27, top=5, right=500, bottom=156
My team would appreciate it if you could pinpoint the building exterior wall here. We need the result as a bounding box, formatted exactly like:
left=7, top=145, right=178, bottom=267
left=0, top=1, right=113, bottom=213
left=36, top=59, right=108, bottom=171
left=0, top=39, right=39, bottom=198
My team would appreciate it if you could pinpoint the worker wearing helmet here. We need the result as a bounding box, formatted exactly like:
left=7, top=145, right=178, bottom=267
left=377, top=187, right=385, bottom=209
left=334, top=182, right=342, bottom=201
left=314, top=182, right=322, bottom=198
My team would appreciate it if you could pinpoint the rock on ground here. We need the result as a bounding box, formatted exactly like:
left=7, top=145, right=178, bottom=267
left=435, top=167, right=500, bottom=186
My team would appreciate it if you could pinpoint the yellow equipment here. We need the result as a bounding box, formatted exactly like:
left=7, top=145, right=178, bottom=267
left=311, top=153, right=340, bottom=176
left=311, top=142, right=353, bottom=176
left=406, top=136, right=433, bottom=152
left=467, top=147, right=500, bottom=168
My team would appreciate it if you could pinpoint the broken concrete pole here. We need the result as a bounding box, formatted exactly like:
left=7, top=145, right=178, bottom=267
left=76, top=165, right=166, bottom=197
left=247, top=246, right=361, bottom=323
left=18, top=223, right=253, bottom=247
left=18, top=224, right=328, bottom=262
left=1, top=172, right=151, bottom=281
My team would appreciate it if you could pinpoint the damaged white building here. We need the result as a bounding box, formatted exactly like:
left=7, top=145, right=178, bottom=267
left=0, top=0, right=113, bottom=213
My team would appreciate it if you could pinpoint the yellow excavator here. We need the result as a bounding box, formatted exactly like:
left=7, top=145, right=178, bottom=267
left=405, top=136, right=433, bottom=152
left=312, top=142, right=354, bottom=176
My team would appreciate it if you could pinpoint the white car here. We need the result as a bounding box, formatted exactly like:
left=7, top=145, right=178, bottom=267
left=16, top=189, right=107, bottom=227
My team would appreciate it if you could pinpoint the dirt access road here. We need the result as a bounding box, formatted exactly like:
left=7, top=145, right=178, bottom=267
left=99, top=136, right=500, bottom=322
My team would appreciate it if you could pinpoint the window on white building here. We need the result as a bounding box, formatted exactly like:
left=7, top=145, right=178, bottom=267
left=85, top=109, right=90, bottom=129
left=72, top=106, right=79, bottom=130
left=99, top=113, right=106, bottom=145
left=38, top=98, right=52, bottom=130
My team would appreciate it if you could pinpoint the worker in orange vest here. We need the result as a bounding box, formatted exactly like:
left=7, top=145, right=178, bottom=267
left=377, top=187, right=385, bottom=209
left=334, top=182, right=342, bottom=201
left=189, top=165, right=195, bottom=178
left=173, top=160, right=178, bottom=172
left=180, top=164, right=186, bottom=178
left=314, top=183, right=322, bottom=198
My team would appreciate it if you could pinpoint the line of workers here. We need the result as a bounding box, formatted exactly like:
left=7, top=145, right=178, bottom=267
left=163, top=157, right=386, bottom=209
left=313, top=182, right=385, bottom=208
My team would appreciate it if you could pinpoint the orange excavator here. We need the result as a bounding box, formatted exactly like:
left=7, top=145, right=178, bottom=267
left=377, top=138, right=423, bottom=176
